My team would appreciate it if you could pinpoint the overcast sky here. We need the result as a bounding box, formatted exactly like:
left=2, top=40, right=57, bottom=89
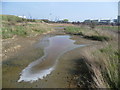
left=2, top=2, right=118, bottom=21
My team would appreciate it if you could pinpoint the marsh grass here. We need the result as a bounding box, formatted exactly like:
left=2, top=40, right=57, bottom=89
left=64, top=26, right=110, bottom=41
left=66, top=25, right=119, bottom=88
left=99, top=46, right=119, bottom=88
left=2, top=26, right=28, bottom=39
left=84, top=35, right=109, bottom=41
left=65, top=26, right=84, bottom=35
left=92, top=44, right=119, bottom=88
left=2, top=15, right=37, bottom=23
left=2, top=15, right=53, bottom=39
left=96, top=25, right=118, bottom=31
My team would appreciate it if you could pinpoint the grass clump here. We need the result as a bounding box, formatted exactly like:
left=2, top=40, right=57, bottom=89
left=2, top=26, right=28, bottom=39
left=2, top=15, right=53, bottom=39
left=93, top=45, right=119, bottom=88
left=64, top=26, right=83, bottom=35
left=64, top=26, right=110, bottom=41
left=2, top=15, right=37, bottom=23
left=96, top=26, right=118, bottom=31
left=84, top=35, right=109, bottom=41
left=2, top=15, right=24, bottom=22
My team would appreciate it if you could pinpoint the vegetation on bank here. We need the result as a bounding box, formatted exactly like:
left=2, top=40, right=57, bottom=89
left=93, top=44, right=119, bottom=88
left=64, top=26, right=110, bottom=41
left=101, top=47, right=119, bottom=88
left=2, top=15, right=119, bottom=88
left=1, top=15, right=53, bottom=39
left=96, top=25, right=118, bottom=31
left=1, top=15, right=40, bottom=23
left=64, top=26, right=119, bottom=88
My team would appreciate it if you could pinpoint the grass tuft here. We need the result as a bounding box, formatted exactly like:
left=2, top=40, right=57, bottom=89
left=64, top=26, right=110, bottom=41
left=2, top=15, right=53, bottom=39
left=84, top=35, right=109, bottom=41
left=94, top=45, right=119, bottom=88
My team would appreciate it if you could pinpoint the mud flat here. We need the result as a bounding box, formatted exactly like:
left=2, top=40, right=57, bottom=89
left=2, top=29, right=98, bottom=88
left=18, top=35, right=85, bottom=83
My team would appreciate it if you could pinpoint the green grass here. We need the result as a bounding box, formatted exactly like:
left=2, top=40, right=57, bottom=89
left=95, top=45, right=119, bottom=88
left=64, top=26, right=110, bottom=41
left=96, top=26, right=118, bottom=31
left=1, top=15, right=53, bottom=39
left=1, top=15, right=37, bottom=23
left=65, top=25, right=118, bottom=88
left=84, top=35, right=109, bottom=41
left=2, top=15, right=24, bottom=22
left=2, top=26, right=28, bottom=39
left=65, top=26, right=84, bottom=35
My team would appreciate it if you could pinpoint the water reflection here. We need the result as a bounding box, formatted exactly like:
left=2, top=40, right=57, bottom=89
left=18, top=35, right=85, bottom=83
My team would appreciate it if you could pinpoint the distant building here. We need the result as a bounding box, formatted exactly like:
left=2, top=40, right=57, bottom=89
left=84, top=20, right=91, bottom=23
left=83, top=20, right=91, bottom=24
left=99, top=20, right=111, bottom=25
left=91, top=20, right=99, bottom=24
left=83, top=19, right=99, bottom=25
left=113, top=19, right=117, bottom=23
left=91, top=20, right=99, bottom=22
left=110, top=19, right=117, bottom=26
left=18, top=16, right=26, bottom=19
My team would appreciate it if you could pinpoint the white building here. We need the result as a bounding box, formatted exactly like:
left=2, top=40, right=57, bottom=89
left=18, top=16, right=27, bottom=19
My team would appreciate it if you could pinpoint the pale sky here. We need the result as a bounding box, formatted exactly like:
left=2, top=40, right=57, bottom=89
left=2, top=2, right=118, bottom=21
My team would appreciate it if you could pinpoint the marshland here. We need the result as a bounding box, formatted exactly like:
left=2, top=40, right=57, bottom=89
left=1, top=2, right=120, bottom=89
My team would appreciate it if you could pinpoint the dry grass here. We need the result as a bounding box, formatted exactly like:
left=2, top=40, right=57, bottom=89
left=2, top=21, right=54, bottom=39
left=64, top=26, right=111, bottom=41
left=66, top=25, right=119, bottom=88
left=93, top=43, right=119, bottom=88
left=77, top=29, right=119, bottom=88
left=2, top=15, right=54, bottom=39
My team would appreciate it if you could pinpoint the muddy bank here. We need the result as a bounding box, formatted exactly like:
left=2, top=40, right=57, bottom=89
left=2, top=24, right=105, bottom=88
left=2, top=27, right=100, bottom=88
left=2, top=29, right=55, bottom=61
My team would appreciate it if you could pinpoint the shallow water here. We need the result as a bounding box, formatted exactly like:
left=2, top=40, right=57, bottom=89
left=18, top=35, right=85, bottom=83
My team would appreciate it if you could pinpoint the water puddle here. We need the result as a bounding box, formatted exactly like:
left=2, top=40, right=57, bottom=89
left=18, top=35, right=85, bottom=83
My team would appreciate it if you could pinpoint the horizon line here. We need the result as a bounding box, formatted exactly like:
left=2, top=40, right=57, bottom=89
left=1, top=14, right=118, bottom=22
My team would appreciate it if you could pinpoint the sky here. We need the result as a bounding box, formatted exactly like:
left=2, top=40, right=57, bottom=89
left=2, top=2, right=118, bottom=22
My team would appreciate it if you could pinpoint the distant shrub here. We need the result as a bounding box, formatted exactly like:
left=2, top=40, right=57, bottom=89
left=84, top=35, right=109, bottom=41
left=64, top=26, right=109, bottom=41
left=63, top=19, right=69, bottom=23
left=65, top=26, right=83, bottom=35
left=41, top=19, right=49, bottom=23
left=26, top=19, right=36, bottom=22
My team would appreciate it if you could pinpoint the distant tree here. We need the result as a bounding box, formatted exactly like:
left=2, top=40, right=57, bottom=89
left=63, top=19, right=69, bottom=23
left=41, top=19, right=49, bottom=23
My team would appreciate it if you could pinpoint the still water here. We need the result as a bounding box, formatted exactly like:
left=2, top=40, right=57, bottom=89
left=18, top=35, right=85, bottom=83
